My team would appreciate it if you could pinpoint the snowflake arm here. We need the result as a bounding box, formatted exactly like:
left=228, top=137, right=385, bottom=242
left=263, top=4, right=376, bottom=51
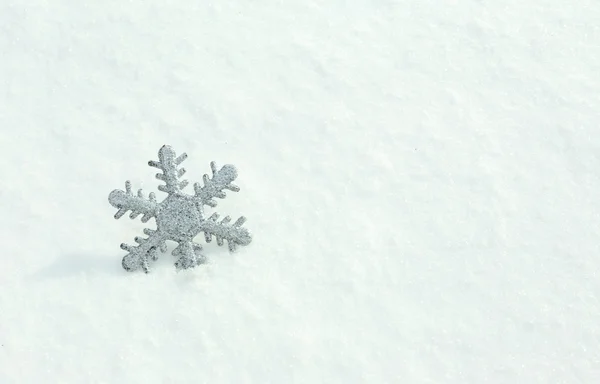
left=121, top=229, right=167, bottom=273
left=194, top=161, right=240, bottom=207
left=149, top=145, right=189, bottom=194
left=172, top=241, right=205, bottom=270
left=201, top=213, right=252, bottom=252
left=108, top=181, right=159, bottom=222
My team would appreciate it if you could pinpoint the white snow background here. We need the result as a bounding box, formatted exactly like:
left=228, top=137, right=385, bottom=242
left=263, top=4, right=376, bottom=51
left=1, top=1, right=600, bottom=382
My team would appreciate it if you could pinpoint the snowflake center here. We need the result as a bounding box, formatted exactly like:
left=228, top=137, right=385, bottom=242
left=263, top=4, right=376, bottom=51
left=156, top=194, right=204, bottom=241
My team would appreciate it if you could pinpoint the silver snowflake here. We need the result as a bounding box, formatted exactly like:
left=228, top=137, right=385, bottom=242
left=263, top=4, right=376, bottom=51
left=108, top=145, right=252, bottom=273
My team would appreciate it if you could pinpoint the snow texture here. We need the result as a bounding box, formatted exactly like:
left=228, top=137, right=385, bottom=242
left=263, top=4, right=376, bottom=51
left=2, top=1, right=600, bottom=383
left=109, top=145, right=251, bottom=272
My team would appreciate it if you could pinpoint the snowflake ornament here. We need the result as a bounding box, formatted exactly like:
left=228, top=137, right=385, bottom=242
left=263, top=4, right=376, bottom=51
left=108, top=145, right=252, bottom=273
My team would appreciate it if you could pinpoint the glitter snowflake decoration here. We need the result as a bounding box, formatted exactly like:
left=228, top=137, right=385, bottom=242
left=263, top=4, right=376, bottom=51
left=108, top=145, right=252, bottom=273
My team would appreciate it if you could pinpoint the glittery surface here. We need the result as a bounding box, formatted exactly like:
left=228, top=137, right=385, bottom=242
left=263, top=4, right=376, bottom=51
left=108, top=145, right=251, bottom=272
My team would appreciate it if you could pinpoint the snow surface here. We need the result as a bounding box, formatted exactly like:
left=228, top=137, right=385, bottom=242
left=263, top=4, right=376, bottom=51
left=2, top=1, right=600, bottom=382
